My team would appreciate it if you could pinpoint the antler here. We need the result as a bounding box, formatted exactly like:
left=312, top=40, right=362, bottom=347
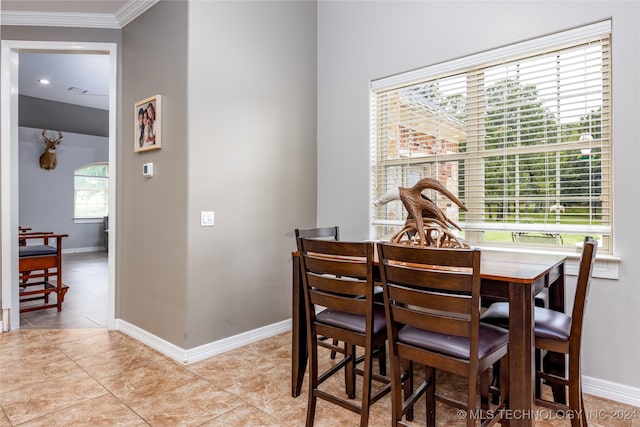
left=41, top=129, right=63, bottom=145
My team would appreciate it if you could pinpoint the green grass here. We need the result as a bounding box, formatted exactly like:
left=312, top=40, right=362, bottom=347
left=482, top=231, right=588, bottom=248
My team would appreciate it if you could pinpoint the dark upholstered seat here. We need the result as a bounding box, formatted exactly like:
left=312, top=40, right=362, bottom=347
left=481, top=303, right=572, bottom=341
left=316, top=306, right=386, bottom=335
left=19, top=245, right=57, bottom=257
left=398, top=323, right=509, bottom=360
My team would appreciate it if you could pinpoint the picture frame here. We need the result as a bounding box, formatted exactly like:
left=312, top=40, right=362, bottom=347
left=134, top=95, right=162, bottom=152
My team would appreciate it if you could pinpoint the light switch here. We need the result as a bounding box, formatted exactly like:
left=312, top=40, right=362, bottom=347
left=201, top=211, right=215, bottom=226
left=143, top=162, right=154, bottom=177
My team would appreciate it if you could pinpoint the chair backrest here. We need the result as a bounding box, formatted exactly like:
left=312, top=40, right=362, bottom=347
left=297, top=238, right=374, bottom=323
left=295, top=226, right=340, bottom=241
left=570, top=236, right=598, bottom=341
left=377, top=243, right=481, bottom=360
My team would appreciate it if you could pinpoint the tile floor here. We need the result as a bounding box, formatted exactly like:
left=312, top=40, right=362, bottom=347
left=4, top=252, right=638, bottom=426
left=20, top=252, right=108, bottom=329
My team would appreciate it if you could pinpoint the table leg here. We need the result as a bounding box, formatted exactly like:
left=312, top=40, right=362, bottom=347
left=508, top=281, right=535, bottom=427
left=545, top=269, right=567, bottom=404
left=291, top=254, right=307, bottom=397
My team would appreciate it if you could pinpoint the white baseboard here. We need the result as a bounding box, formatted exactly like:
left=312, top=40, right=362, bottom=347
left=114, top=318, right=639, bottom=408
left=115, top=318, right=291, bottom=365
left=583, top=375, right=640, bottom=407
left=62, top=246, right=106, bottom=254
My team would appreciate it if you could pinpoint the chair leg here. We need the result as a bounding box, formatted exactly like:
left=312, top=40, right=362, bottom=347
left=480, top=370, right=490, bottom=412
left=544, top=350, right=567, bottom=404
left=404, top=359, right=415, bottom=422
left=426, top=367, right=436, bottom=427
left=376, top=343, right=387, bottom=376
left=330, top=339, right=339, bottom=359
left=390, top=355, right=405, bottom=427
left=568, top=354, right=583, bottom=427
left=490, top=361, right=500, bottom=405
left=306, top=336, right=319, bottom=427
left=359, top=348, right=374, bottom=427
left=346, top=344, right=356, bottom=399
left=535, top=348, right=542, bottom=399
left=499, top=354, right=509, bottom=408
left=467, top=372, right=478, bottom=427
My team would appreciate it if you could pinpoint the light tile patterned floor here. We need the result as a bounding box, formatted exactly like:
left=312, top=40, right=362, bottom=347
left=7, top=252, right=639, bottom=426
left=1, top=329, right=638, bottom=426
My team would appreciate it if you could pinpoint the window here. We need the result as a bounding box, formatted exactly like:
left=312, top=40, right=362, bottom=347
left=74, top=163, right=109, bottom=218
left=370, top=21, right=612, bottom=253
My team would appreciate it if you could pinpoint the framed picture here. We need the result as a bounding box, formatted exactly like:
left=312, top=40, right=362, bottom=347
left=134, top=95, right=162, bottom=152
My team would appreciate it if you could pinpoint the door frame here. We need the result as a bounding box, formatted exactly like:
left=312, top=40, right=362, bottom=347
left=1, top=40, right=117, bottom=330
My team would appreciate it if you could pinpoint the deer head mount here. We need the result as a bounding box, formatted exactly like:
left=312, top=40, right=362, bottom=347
left=39, top=129, right=63, bottom=170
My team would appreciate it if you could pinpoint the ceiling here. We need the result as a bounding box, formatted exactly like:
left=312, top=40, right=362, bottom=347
left=19, top=52, right=111, bottom=110
left=2, top=0, right=158, bottom=111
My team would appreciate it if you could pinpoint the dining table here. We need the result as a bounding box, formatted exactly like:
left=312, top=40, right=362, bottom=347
left=291, top=246, right=567, bottom=427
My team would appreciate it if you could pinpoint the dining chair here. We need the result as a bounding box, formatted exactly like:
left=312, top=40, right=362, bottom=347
left=297, top=237, right=390, bottom=427
left=480, top=236, right=597, bottom=427
left=295, top=227, right=341, bottom=360
left=378, top=243, right=509, bottom=427
left=295, top=226, right=386, bottom=375
left=295, top=226, right=340, bottom=242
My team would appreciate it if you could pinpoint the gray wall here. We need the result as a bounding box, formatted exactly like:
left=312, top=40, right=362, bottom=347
left=19, top=95, right=109, bottom=137
left=317, top=1, right=640, bottom=389
left=120, top=1, right=189, bottom=346
left=119, top=0, right=317, bottom=349
left=185, top=0, right=317, bottom=348
left=18, top=127, right=108, bottom=250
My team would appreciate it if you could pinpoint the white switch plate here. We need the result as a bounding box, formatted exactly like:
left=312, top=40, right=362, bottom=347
left=143, top=162, right=154, bottom=177
left=201, top=211, right=215, bottom=226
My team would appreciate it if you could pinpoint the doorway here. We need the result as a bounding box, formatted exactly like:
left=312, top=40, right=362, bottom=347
left=1, top=40, right=117, bottom=331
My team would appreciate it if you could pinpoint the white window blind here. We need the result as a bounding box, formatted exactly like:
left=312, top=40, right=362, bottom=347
left=370, top=21, right=612, bottom=252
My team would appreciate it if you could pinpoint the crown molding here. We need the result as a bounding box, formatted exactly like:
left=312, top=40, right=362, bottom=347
left=0, top=10, right=120, bottom=29
left=116, top=0, right=159, bottom=28
left=0, top=0, right=159, bottom=29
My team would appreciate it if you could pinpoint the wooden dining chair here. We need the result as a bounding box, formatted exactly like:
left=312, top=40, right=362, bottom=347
left=378, top=243, right=509, bottom=427
left=295, top=226, right=387, bottom=378
left=295, top=227, right=342, bottom=359
left=18, top=232, right=69, bottom=313
left=297, top=237, right=390, bottom=427
left=480, top=236, right=597, bottom=427
left=295, top=226, right=340, bottom=242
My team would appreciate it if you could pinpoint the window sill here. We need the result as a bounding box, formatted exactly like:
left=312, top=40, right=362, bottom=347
left=476, top=245, right=620, bottom=280
left=73, top=218, right=104, bottom=224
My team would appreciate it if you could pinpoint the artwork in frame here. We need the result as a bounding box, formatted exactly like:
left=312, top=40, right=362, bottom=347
left=134, top=95, right=162, bottom=152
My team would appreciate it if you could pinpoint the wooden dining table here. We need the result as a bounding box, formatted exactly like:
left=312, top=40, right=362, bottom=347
left=291, top=248, right=567, bottom=427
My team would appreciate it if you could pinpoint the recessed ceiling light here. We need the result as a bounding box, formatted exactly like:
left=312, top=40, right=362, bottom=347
left=39, top=79, right=50, bottom=85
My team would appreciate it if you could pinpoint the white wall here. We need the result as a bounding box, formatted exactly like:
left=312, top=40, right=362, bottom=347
left=19, top=126, right=108, bottom=250
left=317, top=0, right=640, bottom=399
